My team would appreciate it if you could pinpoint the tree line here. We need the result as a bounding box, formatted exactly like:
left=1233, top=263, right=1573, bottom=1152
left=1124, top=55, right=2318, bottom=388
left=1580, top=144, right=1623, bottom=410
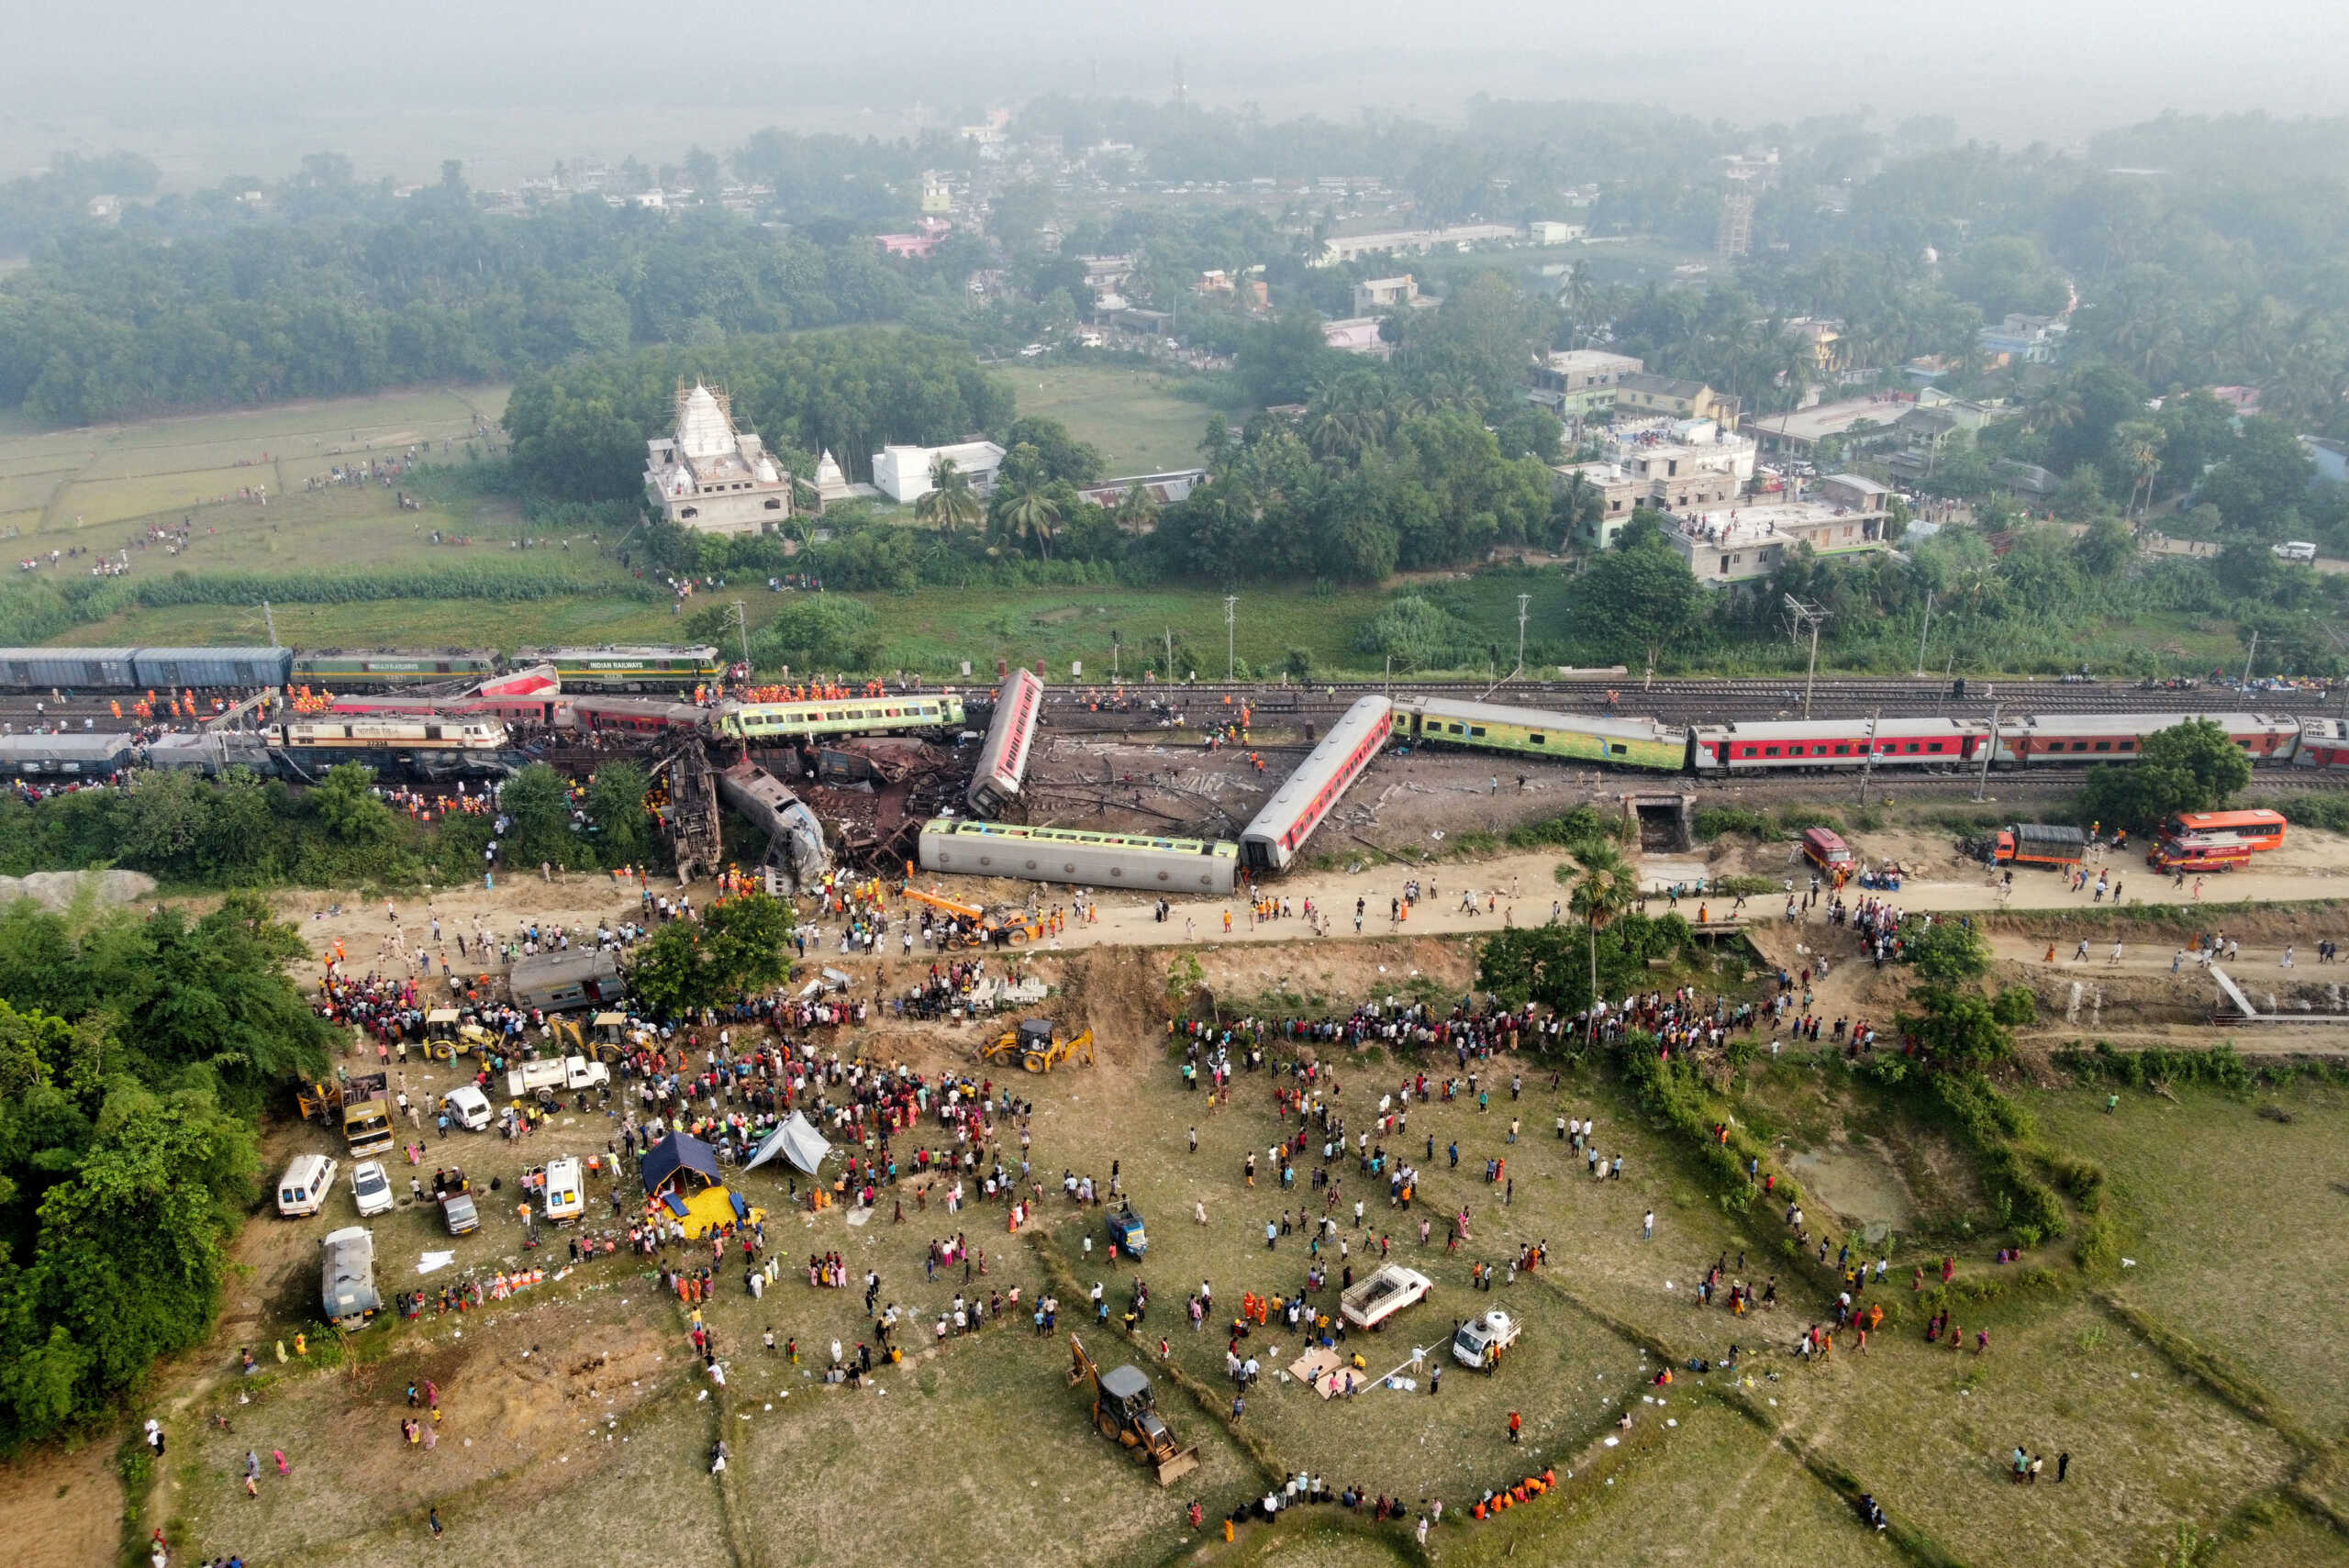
left=0, top=895, right=331, bottom=1447
left=0, top=177, right=974, bottom=425
left=0, top=761, right=656, bottom=892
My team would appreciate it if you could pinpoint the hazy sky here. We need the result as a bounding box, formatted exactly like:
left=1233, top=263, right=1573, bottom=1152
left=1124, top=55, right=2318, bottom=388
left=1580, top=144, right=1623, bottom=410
left=6, top=0, right=2347, bottom=181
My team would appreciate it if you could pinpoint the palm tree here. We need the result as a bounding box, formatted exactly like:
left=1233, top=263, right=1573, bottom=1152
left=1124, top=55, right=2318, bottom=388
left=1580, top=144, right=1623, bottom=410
left=1560, top=261, right=1598, bottom=347
left=997, top=480, right=1062, bottom=560
left=915, top=455, right=982, bottom=536
left=1113, top=482, right=1161, bottom=534
left=1561, top=840, right=1638, bottom=1029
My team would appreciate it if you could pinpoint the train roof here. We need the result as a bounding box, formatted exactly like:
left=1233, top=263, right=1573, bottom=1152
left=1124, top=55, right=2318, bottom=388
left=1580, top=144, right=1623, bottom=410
left=2001, top=711, right=2299, bottom=736
left=0, top=733, right=134, bottom=763
left=0, top=645, right=139, bottom=663
left=924, top=817, right=1234, bottom=856
left=532, top=645, right=718, bottom=658
left=134, top=645, right=286, bottom=661
left=1408, top=696, right=1687, bottom=742
left=294, top=647, right=495, bottom=657
left=1691, top=717, right=1985, bottom=740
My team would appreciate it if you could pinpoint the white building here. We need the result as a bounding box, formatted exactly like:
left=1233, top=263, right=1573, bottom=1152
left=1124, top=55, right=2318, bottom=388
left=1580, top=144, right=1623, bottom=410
left=871, top=440, right=1007, bottom=505
left=644, top=383, right=792, bottom=536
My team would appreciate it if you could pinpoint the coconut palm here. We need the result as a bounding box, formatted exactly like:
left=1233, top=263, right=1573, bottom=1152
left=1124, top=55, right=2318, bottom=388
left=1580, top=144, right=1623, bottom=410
left=996, top=480, right=1062, bottom=560
left=1113, top=482, right=1161, bottom=534
left=1560, top=840, right=1638, bottom=1025
left=915, top=455, right=983, bottom=536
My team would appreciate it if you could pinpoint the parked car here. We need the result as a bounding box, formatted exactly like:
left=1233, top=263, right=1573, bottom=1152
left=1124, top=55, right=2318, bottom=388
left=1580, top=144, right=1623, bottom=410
left=441, top=1084, right=493, bottom=1131
left=350, top=1160, right=395, bottom=1218
left=275, top=1154, right=340, bottom=1218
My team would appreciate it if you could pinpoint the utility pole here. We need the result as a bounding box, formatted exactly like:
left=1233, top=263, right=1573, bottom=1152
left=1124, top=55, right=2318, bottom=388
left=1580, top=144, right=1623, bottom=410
left=1857, top=706, right=1881, bottom=806
left=729, top=599, right=751, bottom=674
left=1164, top=627, right=1174, bottom=682
left=263, top=599, right=277, bottom=648
left=1224, top=595, right=1237, bottom=683
left=1784, top=595, right=1830, bottom=719
left=1914, top=590, right=1933, bottom=677
left=2242, top=628, right=2259, bottom=686
left=1110, top=629, right=1120, bottom=684
left=1515, top=593, right=1531, bottom=677
left=1975, top=702, right=2000, bottom=802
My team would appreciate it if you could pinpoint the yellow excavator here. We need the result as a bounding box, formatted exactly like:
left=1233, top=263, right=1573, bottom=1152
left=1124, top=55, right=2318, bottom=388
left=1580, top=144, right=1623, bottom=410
left=906, top=888, right=1045, bottom=948
left=1068, top=1334, right=1199, bottom=1485
left=985, top=1018, right=1094, bottom=1074
left=424, top=1008, right=496, bottom=1062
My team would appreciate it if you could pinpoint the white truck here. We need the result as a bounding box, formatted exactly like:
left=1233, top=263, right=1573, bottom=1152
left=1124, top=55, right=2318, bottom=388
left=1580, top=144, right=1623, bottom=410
left=505, top=1055, right=612, bottom=1099
left=1340, top=1264, right=1432, bottom=1330
left=1451, top=1309, right=1522, bottom=1371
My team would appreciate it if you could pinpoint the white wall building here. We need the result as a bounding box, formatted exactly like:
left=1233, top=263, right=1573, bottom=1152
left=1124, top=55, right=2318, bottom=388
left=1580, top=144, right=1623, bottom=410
left=644, top=383, right=791, bottom=536
left=871, top=440, right=1008, bottom=505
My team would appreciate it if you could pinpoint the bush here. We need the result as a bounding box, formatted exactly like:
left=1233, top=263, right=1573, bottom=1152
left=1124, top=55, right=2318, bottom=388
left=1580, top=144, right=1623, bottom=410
left=1506, top=806, right=1624, bottom=851
left=2075, top=1210, right=2123, bottom=1273
left=1991, top=985, right=2039, bottom=1026
left=749, top=595, right=884, bottom=673
left=1693, top=806, right=1774, bottom=841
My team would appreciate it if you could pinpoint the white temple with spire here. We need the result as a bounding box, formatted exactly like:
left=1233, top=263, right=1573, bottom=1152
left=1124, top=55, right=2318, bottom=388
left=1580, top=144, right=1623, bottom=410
left=643, top=382, right=792, bottom=535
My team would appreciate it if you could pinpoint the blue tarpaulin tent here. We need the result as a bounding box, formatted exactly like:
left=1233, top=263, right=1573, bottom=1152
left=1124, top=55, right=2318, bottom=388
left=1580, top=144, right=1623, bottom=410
left=640, top=1131, right=722, bottom=1199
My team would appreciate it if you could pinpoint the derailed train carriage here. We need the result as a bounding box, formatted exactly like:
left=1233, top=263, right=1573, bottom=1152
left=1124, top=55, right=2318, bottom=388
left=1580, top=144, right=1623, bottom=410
left=918, top=818, right=1239, bottom=895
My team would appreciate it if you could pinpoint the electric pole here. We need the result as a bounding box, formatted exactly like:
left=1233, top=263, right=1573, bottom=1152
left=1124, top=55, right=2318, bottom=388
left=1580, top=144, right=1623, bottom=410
left=1914, top=590, right=1932, bottom=678
left=1784, top=595, right=1830, bottom=719
left=1516, top=593, right=1531, bottom=678
left=730, top=599, right=751, bottom=675
left=1224, top=595, right=1237, bottom=683
left=1975, top=702, right=2000, bottom=802
left=2243, top=628, right=2259, bottom=686
left=263, top=599, right=277, bottom=647
left=1858, top=706, right=1881, bottom=806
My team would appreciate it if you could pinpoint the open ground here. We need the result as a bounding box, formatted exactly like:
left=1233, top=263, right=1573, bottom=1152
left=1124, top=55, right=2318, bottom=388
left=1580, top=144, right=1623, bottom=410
left=4, top=828, right=2347, bottom=1565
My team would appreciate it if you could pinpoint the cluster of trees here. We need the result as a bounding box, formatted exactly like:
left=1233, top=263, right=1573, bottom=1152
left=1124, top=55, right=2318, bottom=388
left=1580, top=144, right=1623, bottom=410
left=625, top=894, right=794, bottom=1019
left=0, top=761, right=655, bottom=891
left=0, top=172, right=976, bottom=424
left=2076, top=717, right=2255, bottom=829
left=0, top=895, right=333, bottom=1446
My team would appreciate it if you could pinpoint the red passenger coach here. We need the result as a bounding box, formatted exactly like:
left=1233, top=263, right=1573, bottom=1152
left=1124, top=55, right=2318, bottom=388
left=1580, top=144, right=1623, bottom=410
left=2293, top=717, right=2349, bottom=770
left=1994, top=712, right=2300, bottom=767
left=1689, top=718, right=1987, bottom=775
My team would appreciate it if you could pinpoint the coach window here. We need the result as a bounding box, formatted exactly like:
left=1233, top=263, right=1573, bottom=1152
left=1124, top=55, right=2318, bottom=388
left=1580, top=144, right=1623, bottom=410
left=1765, top=746, right=1780, bottom=757
left=2094, top=741, right=2111, bottom=751
left=2117, top=740, right=2135, bottom=751
left=1905, top=742, right=1921, bottom=753
left=1609, top=743, right=1626, bottom=755
left=1469, top=727, right=1486, bottom=738
left=1530, top=734, right=1545, bottom=745
left=1833, top=744, right=1850, bottom=755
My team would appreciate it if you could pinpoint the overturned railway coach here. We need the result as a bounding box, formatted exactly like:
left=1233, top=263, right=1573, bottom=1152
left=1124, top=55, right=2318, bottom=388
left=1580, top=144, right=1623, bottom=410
left=919, top=818, right=1240, bottom=895
left=969, top=669, right=1044, bottom=817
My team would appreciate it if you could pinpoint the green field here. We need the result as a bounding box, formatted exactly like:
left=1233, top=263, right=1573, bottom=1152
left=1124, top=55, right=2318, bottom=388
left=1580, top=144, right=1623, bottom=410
left=0, top=385, right=506, bottom=546
left=1010, top=363, right=1228, bottom=477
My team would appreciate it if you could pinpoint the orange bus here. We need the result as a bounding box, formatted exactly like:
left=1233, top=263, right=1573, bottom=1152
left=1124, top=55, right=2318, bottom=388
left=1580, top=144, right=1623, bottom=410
left=2162, top=809, right=2286, bottom=852
left=2146, top=841, right=2253, bottom=873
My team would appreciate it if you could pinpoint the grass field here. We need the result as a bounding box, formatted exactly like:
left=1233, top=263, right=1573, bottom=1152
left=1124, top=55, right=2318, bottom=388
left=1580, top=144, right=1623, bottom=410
left=2031, top=1083, right=2349, bottom=1437
left=27, top=905, right=2349, bottom=1568
left=0, top=386, right=506, bottom=548
left=1011, top=363, right=1229, bottom=477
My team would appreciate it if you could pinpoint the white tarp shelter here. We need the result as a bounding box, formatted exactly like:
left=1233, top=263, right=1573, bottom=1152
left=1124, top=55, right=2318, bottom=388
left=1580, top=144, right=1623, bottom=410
left=746, top=1111, right=832, bottom=1175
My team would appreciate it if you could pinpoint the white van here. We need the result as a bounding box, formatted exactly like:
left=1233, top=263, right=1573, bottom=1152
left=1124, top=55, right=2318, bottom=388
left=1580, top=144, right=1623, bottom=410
left=276, top=1153, right=340, bottom=1218
left=2273, top=540, right=2319, bottom=562
left=540, top=1156, right=585, bottom=1224
left=441, top=1084, right=494, bottom=1132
